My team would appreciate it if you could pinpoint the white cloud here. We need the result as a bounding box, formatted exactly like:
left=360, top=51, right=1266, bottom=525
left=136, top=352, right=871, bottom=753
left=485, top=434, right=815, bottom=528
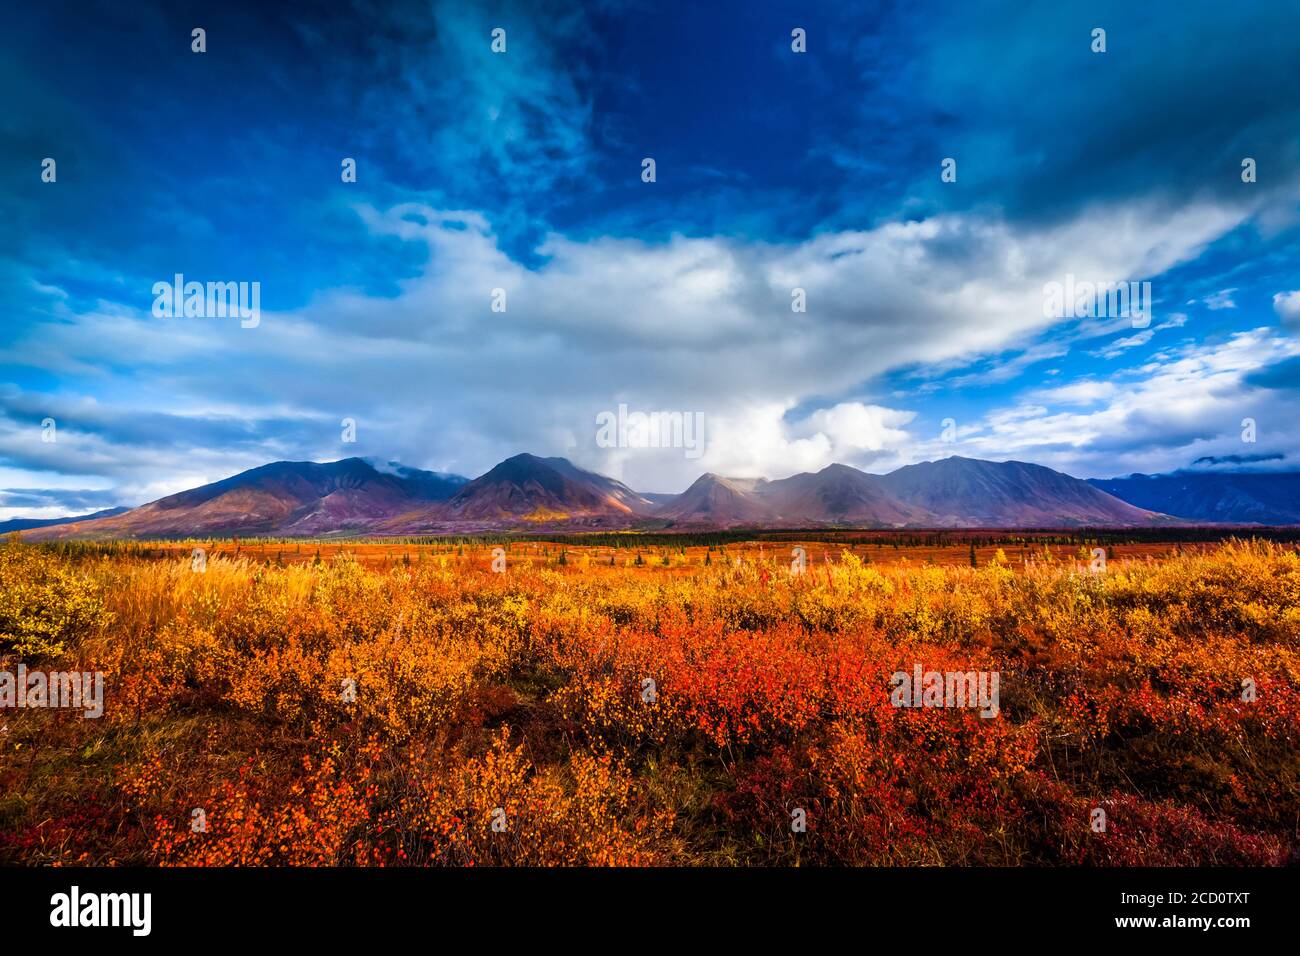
left=0, top=187, right=1290, bottom=498
left=1204, top=288, right=1238, bottom=310
left=1273, top=290, right=1300, bottom=326
left=1030, top=380, right=1118, bottom=406
left=930, top=329, right=1300, bottom=477
left=1092, top=329, right=1154, bottom=360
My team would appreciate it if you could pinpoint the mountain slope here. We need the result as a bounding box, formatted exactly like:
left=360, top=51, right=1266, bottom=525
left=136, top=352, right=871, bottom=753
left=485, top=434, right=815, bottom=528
left=656, top=465, right=938, bottom=527
left=655, top=459, right=1157, bottom=529
left=654, top=473, right=772, bottom=525
left=389, top=454, right=658, bottom=530
left=0, top=507, right=128, bottom=534
left=878, top=456, right=1165, bottom=527
left=27, top=459, right=468, bottom=539
left=761, top=464, right=936, bottom=526
left=1089, top=472, right=1300, bottom=524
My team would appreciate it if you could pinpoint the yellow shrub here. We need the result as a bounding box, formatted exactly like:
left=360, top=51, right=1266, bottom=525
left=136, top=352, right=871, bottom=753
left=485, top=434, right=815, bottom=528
left=0, top=540, right=110, bottom=659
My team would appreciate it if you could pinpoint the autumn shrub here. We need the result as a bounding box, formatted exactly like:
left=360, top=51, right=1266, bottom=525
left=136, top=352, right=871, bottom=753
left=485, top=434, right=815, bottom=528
left=369, top=728, right=663, bottom=866
left=0, top=537, right=1294, bottom=866
left=1026, top=782, right=1287, bottom=866
left=152, top=740, right=380, bottom=866
left=0, top=537, right=110, bottom=659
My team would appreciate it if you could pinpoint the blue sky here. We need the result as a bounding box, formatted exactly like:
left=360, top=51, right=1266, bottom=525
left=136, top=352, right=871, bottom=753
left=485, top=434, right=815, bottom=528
left=2, top=0, right=1300, bottom=514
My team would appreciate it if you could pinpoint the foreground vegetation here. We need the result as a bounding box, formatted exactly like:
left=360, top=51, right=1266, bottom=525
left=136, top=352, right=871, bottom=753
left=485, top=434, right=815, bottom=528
left=1, top=537, right=1296, bottom=865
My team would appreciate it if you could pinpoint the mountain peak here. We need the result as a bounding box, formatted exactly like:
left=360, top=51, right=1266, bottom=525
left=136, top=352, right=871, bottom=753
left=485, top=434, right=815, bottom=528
left=434, top=453, right=652, bottom=527
left=500, top=452, right=551, bottom=466
left=879, top=456, right=1161, bottom=527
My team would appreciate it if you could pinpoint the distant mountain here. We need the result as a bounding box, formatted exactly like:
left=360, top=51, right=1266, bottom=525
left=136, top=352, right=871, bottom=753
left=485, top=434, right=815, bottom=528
left=27, top=459, right=468, bottom=539
left=877, top=456, right=1163, bottom=527
left=654, top=473, right=773, bottom=526
left=656, top=458, right=1162, bottom=529
left=0, top=506, right=128, bottom=534
left=1089, top=472, right=1300, bottom=524
left=385, top=453, right=658, bottom=531
left=656, top=464, right=935, bottom=527
left=762, top=464, right=936, bottom=526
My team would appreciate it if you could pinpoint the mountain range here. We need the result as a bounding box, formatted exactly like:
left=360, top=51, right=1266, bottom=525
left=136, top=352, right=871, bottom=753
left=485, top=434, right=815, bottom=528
left=23, top=452, right=1297, bottom=539
left=1087, top=471, right=1300, bottom=525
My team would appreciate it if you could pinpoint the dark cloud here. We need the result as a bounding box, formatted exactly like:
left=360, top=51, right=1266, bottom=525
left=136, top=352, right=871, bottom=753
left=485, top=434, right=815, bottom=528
left=1191, top=452, right=1285, bottom=467
left=907, top=0, right=1300, bottom=228
left=1244, top=355, right=1300, bottom=390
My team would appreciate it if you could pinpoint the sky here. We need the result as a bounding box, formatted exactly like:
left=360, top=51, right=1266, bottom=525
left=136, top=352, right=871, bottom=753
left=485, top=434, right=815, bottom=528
left=2, top=0, right=1300, bottom=516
